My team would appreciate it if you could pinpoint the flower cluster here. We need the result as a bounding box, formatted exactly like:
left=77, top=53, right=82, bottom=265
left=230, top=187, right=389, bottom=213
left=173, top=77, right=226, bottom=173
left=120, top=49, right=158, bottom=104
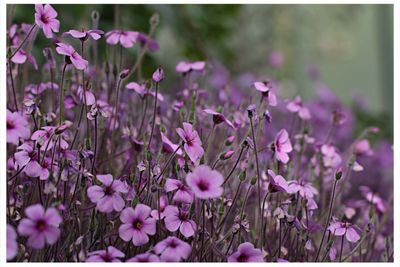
left=6, top=4, right=393, bottom=263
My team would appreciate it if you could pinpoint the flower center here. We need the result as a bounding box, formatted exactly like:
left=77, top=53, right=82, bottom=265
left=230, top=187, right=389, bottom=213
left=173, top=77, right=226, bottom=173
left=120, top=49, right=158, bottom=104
left=7, top=119, right=14, bottom=130
left=101, top=253, right=113, bottom=262
left=41, top=15, right=49, bottom=23
left=35, top=219, right=47, bottom=232
left=133, top=220, right=142, bottom=230
left=104, top=186, right=114, bottom=196
left=169, top=240, right=178, bottom=248
left=197, top=179, right=209, bottom=192
left=237, top=253, right=249, bottom=262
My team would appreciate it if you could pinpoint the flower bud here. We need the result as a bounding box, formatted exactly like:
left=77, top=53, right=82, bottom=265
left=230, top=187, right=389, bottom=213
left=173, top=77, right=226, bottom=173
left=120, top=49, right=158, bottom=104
left=152, top=66, right=164, bottom=83
left=335, top=169, right=342, bottom=180
left=119, top=68, right=130, bottom=79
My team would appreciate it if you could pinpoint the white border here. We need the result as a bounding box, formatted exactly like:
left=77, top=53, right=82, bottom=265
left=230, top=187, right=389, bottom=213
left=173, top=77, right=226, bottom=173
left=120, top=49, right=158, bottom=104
left=1, top=1, right=398, bottom=266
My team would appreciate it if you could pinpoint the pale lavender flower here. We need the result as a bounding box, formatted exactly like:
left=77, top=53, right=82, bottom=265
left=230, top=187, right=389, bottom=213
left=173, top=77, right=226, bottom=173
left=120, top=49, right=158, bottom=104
left=274, top=129, right=292, bottom=164
left=105, top=30, right=139, bottom=48
left=286, top=96, right=311, bottom=120
left=176, top=60, right=206, bottom=73
left=328, top=221, right=360, bottom=243
left=64, top=29, right=104, bottom=41
left=253, top=81, right=277, bottom=106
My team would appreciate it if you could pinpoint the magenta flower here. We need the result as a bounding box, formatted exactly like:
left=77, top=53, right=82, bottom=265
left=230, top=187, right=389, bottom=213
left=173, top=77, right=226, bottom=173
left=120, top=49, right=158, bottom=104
left=328, top=221, right=360, bottom=243
left=253, top=81, right=277, bottom=106
left=137, top=32, right=159, bottom=52
left=11, top=49, right=38, bottom=69
left=176, top=122, right=204, bottom=163
left=150, top=195, right=169, bottom=220
left=7, top=224, right=18, bottom=260
left=203, top=109, right=235, bottom=128
left=152, top=66, right=165, bottom=82
left=105, top=30, right=139, bottom=48
left=161, top=133, right=183, bottom=155
left=64, top=29, right=104, bottom=41
left=154, top=236, right=192, bottom=262
left=126, top=82, right=164, bottom=101
left=228, top=242, right=264, bottom=262
left=321, top=144, right=342, bottom=169
left=77, top=85, right=96, bottom=106
left=274, top=129, right=293, bottom=164
left=266, top=169, right=290, bottom=193
left=17, top=204, right=62, bottom=249
left=176, top=60, right=206, bottom=73
left=186, top=165, right=223, bottom=199
left=286, top=96, right=311, bottom=120
left=86, top=246, right=125, bottom=262
left=118, top=204, right=156, bottom=246
left=165, top=178, right=194, bottom=203
left=127, top=252, right=160, bottom=262
left=55, top=42, right=88, bottom=70
left=288, top=180, right=318, bottom=199
left=87, top=174, right=128, bottom=213
left=31, top=126, right=55, bottom=151
left=354, top=139, right=373, bottom=156
left=7, top=109, right=31, bottom=145
left=34, top=4, right=60, bottom=38
left=164, top=205, right=197, bottom=238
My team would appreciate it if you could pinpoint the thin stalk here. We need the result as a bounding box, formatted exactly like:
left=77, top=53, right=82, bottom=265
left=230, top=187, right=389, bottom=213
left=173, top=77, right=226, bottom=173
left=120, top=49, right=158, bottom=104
left=339, top=235, right=345, bottom=262
left=8, top=24, right=37, bottom=59
left=7, top=59, right=18, bottom=111
left=147, top=82, right=159, bottom=152
left=58, top=63, right=68, bottom=125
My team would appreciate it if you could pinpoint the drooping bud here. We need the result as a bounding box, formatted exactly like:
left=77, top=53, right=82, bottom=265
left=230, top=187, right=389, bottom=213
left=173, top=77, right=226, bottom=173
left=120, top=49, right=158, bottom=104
left=152, top=66, right=164, bottom=83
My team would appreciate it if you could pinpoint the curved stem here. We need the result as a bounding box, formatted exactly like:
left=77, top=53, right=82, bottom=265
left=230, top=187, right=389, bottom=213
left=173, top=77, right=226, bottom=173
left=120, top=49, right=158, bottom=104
left=8, top=24, right=37, bottom=59
left=222, top=146, right=246, bottom=185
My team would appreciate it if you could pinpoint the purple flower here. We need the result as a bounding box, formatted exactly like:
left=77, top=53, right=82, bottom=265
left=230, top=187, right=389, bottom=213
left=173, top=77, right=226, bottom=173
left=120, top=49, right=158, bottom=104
left=11, top=49, right=38, bottom=70
left=354, top=139, right=373, bottom=156
left=203, top=109, right=235, bottom=128
left=186, top=165, right=223, bottom=199
left=164, top=205, right=197, bottom=237
left=321, top=144, right=342, bottom=169
left=137, top=32, right=159, bottom=52
left=34, top=4, right=60, bottom=38
left=286, top=96, right=311, bottom=120
left=7, top=110, right=31, bottom=145
left=126, top=82, right=164, bottom=101
left=150, top=195, right=169, bottom=220
left=274, top=129, right=292, bottom=164
left=17, top=204, right=62, bottom=249
left=328, top=221, right=360, bottom=243
left=86, top=246, right=125, bottom=262
left=266, top=169, right=290, bottom=193
left=176, top=60, right=206, bottom=73
left=118, top=204, right=156, bottom=246
left=360, top=186, right=386, bottom=213
left=288, top=180, right=318, bottom=199
left=253, top=81, right=277, bottom=106
left=154, top=236, right=192, bottom=262
left=55, top=42, right=88, bottom=70
left=87, top=174, right=128, bottom=213
left=165, top=178, right=194, bottom=203
left=105, top=30, right=139, bottom=48
left=7, top=224, right=18, bottom=260
left=176, top=122, right=204, bottom=163
left=64, top=29, right=104, bottom=41
left=161, top=133, right=183, bottom=155
left=227, top=242, right=264, bottom=262
left=77, top=85, right=96, bottom=106
left=152, top=66, right=165, bottom=82
left=127, top=252, right=160, bottom=262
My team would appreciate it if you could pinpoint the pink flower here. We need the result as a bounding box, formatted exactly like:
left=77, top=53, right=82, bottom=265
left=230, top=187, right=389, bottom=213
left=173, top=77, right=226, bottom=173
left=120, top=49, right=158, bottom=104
left=11, top=49, right=38, bottom=70
left=152, top=66, right=165, bottom=82
left=274, top=129, right=292, bottom=164
left=7, top=110, right=31, bottom=145
left=328, top=221, right=360, bottom=243
left=161, top=133, right=183, bottom=155
left=266, top=169, right=290, bottom=193
left=87, top=174, right=128, bottom=213
left=77, top=85, right=96, bottom=106
left=176, top=122, right=204, bottom=162
left=176, top=60, right=206, bottom=73
left=360, top=186, right=386, bottom=213
left=55, top=42, right=88, bottom=70
left=321, top=144, right=342, bottom=169
left=286, top=96, right=311, bottom=120
left=86, top=246, right=125, bottom=262
left=253, top=81, right=277, bottom=106
left=186, top=165, right=223, bottom=199
left=203, top=109, right=235, bottom=128
left=164, top=205, right=197, bottom=238
left=118, top=204, right=156, bottom=246
left=17, top=204, right=62, bottom=249
left=105, top=30, right=139, bottom=48
left=31, top=126, right=56, bottom=151
left=126, top=82, right=164, bottom=101
left=150, top=195, right=169, bottom=220
left=354, top=139, right=373, bottom=156
left=7, top=224, right=18, bottom=260
left=228, top=242, right=264, bottom=262
left=268, top=50, right=284, bottom=68
left=154, top=236, right=192, bottom=262
left=288, top=180, right=318, bottom=199
left=34, top=4, right=60, bottom=38
left=165, top=178, right=194, bottom=203
left=137, top=32, right=159, bottom=52
left=127, top=252, right=160, bottom=262
left=64, top=29, right=104, bottom=41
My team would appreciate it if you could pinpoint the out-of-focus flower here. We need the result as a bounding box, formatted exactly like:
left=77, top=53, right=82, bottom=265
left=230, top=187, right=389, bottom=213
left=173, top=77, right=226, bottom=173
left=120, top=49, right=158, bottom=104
left=55, top=43, right=88, bottom=70
left=360, top=186, right=386, bottom=213
left=274, top=129, right=292, bottom=164
left=77, top=85, right=96, bottom=106
left=227, top=242, right=264, bottom=262
left=87, top=174, right=128, bottom=213
left=7, top=224, right=18, bottom=260
left=118, top=204, right=156, bottom=246
left=11, top=49, right=38, bottom=69
left=328, top=221, right=360, bottom=243
left=203, top=109, right=235, bottom=128
left=286, top=96, right=311, bottom=120
left=34, top=4, right=60, bottom=38
left=150, top=195, right=169, bottom=220
left=186, top=165, right=223, bottom=199
left=354, top=139, right=373, bottom=156
left=154, top=236, right=192, bottom=262
left=7, top=110, right=30, bottom=145
left=105, top=30, right=139, bottom=48
left=127, top=252, right=160, bottom=262
left=164, top=205, right=197, bottom=238
left=321, top=144, right=342, bottom=169
left=165, top=178, right=194, bottom=203
left=266, top=169, right=290, bottom=193
left=18, top=204, right=62, bottom=249
left=176, top=122, right=204, bottom=163
left=288, top=180, right=318, bottom=199
left=86, top=246, right=125, bottom=262
left=176, top=61, right=206, bottom=73
left=268, top=50, right=284, bottom=68
left=152, top=66, right=165, bottom=83
left=253, top=81, right=277, bottom=106
left=137, top=32, right=159, bottom=52
left=63, top=29, right=104, bottom=41
left=161, top=133, right=183, bottom=155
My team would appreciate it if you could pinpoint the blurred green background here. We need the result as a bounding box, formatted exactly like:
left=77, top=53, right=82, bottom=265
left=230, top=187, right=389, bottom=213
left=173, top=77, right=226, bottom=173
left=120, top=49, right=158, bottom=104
left=8, top=4, right=393, bottom=136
